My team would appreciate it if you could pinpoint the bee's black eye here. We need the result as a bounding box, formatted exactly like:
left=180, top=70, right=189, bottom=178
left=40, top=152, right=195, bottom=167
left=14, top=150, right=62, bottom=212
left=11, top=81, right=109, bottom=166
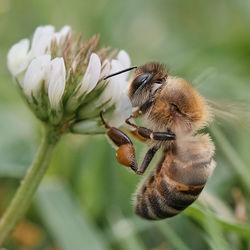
left=133, top=73, right=154, bottom=89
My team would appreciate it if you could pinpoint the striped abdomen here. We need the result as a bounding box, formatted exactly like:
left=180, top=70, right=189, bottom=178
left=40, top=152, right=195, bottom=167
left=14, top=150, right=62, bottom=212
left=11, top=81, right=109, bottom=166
left=134, top=134, right=215, bottom=220
left=134, top=168, right=205, bottom=220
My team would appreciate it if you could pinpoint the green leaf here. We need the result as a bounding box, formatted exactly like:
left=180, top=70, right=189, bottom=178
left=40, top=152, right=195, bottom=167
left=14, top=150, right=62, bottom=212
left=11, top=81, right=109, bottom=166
left=0, top=106, right=35, bottom=178
left=35, top=180, right=109, bottom=250
left=156, top=222, right=191, bottom=250
left=107, top=214, right=146, bottom=250
left=210, top=125, right=250, bottom=191
left=0, top=162, right=27, bottom=178
left=185, top=205, right=250, bottom=239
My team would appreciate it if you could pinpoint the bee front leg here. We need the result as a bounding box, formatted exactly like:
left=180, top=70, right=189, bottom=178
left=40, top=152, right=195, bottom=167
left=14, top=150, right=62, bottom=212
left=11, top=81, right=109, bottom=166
left=100, top=111, right=138, bottom=172
left=132, top=97, right=155, bottom=118
left=126, top=98, right=156, bottom=142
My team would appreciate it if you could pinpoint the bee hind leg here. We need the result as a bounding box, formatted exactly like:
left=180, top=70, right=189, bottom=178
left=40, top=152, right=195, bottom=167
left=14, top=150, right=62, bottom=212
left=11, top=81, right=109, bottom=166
left=100, top=111, right=138, bottom=172
left=100, top=112, right=166, bottom=175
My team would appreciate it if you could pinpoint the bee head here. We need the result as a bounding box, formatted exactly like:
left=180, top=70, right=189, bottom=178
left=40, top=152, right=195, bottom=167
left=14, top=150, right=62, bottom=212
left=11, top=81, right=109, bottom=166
left=127, top=62, right=168, bottom=107
left=149, top=77, right=212, bottom=134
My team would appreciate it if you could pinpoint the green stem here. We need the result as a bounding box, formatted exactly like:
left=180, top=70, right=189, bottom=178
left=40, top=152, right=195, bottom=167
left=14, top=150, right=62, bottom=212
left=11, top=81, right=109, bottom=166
left=0, top=124, right=61, bottom=246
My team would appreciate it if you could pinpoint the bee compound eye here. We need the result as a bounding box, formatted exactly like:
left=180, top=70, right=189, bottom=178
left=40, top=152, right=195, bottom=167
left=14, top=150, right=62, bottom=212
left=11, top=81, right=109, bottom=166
left=134, top=73, right=153, bottom=87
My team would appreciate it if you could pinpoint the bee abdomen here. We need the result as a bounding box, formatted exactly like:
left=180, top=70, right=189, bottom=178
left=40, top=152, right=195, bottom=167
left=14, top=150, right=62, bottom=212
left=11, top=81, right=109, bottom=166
left=134, top=176, right=204, bottom=220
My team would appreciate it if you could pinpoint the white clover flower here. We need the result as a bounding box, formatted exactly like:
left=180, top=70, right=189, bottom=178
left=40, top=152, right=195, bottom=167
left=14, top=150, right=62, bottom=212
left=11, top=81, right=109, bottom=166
left=47, top=57, right=66, bottom=109
left=7, top=39, right=30, bottom=77
left=7, top=25, right=132, bottom=132
left=29, top=25, right=55, bottom=58
left=7, top=25, right=70, bottom=80
left=98, top=59, right=124, bottom=105
left=108, top=94, right=132, bottom=127
left=76, top=50, right=133, bottom=128
left=77, top=53, right=101, bottom=96
left=117, top=50, right=131, bottom=74
left=98, top=50, right=131, bottom=106
left=23, top=55, right=51, bottom=98
left=100, top=59, right=111, bottom=79
left=3, top=26, right=135, bottom=245
left=54, top=25, right=71, bottom=45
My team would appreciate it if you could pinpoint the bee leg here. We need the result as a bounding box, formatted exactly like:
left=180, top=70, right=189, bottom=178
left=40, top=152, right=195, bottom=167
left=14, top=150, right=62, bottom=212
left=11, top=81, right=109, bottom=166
left=137, top=146, right=160, bottom=174
left=132, top=98, right=155, bottom=118
left=126, top=119, right=175, bottom=141
left=138, top=127, right=175, bottom=140
left=140, top=97, right=155, bottom=113
left=125, top=117, right=146, bottom=142
left=130, top=129, right=148, bottom=142
left=126, top=98, right=156, bottom=142
left=100, top=111, right=138, bottom=171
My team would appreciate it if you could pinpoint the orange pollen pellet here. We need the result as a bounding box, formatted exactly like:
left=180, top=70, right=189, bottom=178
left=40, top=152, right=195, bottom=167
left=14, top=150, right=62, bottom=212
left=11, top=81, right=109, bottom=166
left=116, top=144, right=135, bottom=167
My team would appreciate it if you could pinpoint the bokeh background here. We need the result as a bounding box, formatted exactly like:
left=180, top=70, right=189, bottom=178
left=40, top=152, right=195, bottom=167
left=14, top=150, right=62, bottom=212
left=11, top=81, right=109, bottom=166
left=1, top=0, right=250, bottom=249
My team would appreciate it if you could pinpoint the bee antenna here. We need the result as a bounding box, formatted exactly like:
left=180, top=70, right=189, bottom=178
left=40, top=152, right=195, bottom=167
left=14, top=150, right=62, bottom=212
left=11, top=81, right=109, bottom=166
left=103, top=66, right=137, bottom=80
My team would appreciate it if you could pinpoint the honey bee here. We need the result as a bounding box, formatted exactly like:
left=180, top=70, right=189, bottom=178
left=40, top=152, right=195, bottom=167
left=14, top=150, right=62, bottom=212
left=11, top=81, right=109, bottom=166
left=100, top=62, right=216, bottom=220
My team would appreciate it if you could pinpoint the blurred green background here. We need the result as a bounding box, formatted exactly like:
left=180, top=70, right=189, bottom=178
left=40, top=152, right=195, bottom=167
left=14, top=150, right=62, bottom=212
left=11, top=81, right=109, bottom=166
left=1, top=0, right=250, bottom=249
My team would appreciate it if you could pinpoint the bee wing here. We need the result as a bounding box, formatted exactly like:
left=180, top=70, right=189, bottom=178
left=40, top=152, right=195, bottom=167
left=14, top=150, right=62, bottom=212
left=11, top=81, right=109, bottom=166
left=208, top=99, right=250, bottom=127
left=192, top=68, right=250, bottom=127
